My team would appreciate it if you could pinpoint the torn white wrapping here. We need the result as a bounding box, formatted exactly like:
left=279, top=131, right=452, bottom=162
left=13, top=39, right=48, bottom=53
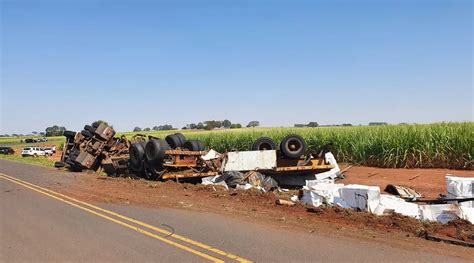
left=201, top=176, right=228, bottom=189
left=419, top=204, right=461, bottom=224
left=314, top=152, right=341, bottom=180
left=201, top=149, right=220, bottom=161
left=445, top=175, right=474, bottom=208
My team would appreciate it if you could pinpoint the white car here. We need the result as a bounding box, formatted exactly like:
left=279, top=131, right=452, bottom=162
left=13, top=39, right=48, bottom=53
left=22, top=147, right=46, bottom=157
left=42, top=147, right=55, bottom=156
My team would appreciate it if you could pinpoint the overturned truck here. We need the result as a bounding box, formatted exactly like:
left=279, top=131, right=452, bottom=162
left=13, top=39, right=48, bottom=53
left=56, top=123, right=130, bottom=176
left=128, top=133, right=339, bottom=187
left=58, top=125, right=340, bottom=187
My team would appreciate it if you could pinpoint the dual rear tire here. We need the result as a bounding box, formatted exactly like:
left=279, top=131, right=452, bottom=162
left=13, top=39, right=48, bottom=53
left=251, top=135, right=307, bottom=159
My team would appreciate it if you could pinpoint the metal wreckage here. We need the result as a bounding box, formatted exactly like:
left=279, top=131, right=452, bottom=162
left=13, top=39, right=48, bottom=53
left=56, top=123, right=339, bottom=186
left=55, top=123, right=474, bottom=228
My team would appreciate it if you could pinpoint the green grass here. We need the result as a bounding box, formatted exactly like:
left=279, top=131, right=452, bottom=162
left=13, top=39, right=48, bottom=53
left=2, top=122, right=472, bottom=169
left=119, top=123, right=473, bottom=169
left=0, top=154, right=56, bottom=168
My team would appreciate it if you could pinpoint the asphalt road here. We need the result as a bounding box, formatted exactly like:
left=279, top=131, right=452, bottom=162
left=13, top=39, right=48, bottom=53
left=0, top=159, right=470, bottom=262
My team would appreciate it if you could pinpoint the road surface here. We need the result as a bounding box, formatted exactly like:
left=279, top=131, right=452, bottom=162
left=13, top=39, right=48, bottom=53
left=0, top=159, right=470, bottom=262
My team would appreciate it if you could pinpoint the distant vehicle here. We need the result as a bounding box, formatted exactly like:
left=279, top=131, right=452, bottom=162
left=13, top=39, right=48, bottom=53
left=21, top=147, right=46, bottom=157
left=24, top=138, right=38, bottom=143
left=0, top=147, right=14, bottom=155
left=38, top=137, right=48, bottom=142
left=42, top=147, right=55, bottom=156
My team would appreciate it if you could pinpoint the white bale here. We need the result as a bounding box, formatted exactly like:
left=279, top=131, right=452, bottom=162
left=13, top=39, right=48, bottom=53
left=373, top=194, right=420, bottom=219
left=445, top=175, right=474, bottom=208
left=419, top=204, right=461, bottom=224
left=459, top=206, right=474, bottom=224
left=224, top=150, right=277, bottom=172
left=339, top=184, right=381, bottom=213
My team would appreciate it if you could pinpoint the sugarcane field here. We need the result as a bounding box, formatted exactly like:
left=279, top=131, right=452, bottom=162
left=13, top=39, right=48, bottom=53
left=1, top=1, right=472, bottom=262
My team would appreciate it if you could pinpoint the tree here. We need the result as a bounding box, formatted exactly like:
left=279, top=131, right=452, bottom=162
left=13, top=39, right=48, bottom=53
left=189, top=123, right=197, bottom=129
left=247, top=121, right=260, bottom=128
left=144, top=127, right=151, bottom=131
left=45, top=125, right=66, bottom=137
left=230, top=123, right=242, bottom=129
left=32, top=131, right=38, bottom=135
left=308, top=122, right=319, bottom=127
left=197, top=122, right=204, bottom=129
left=152, top=126, right=160, bottom=131
left=133, top=127, right=142, bottom=132
left=222, top=120, right=232, bottom=128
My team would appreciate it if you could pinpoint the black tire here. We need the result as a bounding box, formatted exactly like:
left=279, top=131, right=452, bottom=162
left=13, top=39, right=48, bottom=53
left=280, top=134, right=306, bottom=159
left=183, top=140, right=205, bottom=151
left=145, top=139, right=170, bottom=164
left=129, top=141, right=146, bottom=167
left=81, top=130, right=93, bottom=138
left=251, top=137, right=276, bottom=151
left=84, top=125, right=96, bottom=133
left=174, top=133, right=186, bottom=147
left=63, top=130, right=77, bottom=138
left=92, top=122, right=100, bottom=128
left=143, top=161, right=160, bottom=180
left=54, top=161, right=66, bottom=168
left=165, top=134, right=183, bottom=149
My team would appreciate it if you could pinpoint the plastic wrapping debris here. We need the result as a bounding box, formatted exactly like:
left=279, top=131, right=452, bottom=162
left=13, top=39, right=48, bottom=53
left=446, top=175, right=474, bottom=208
left=221, top=171, right=245, bottom=188
left=201, top=175, right=228, bottom=189
left=339, top=185, right=381, bottom=213
left=235, top=183, right=254, bottom=190
left=201, top=149, right=220, bottom=161
left=419, top=204, right=461, bottom=224
left=373, top=194, right=420, bottom=219
left=261, top=176, right=278, bottom=192
left=246, top=171, right=265, bottom=187
left=314, top=152, right=341, bottom=181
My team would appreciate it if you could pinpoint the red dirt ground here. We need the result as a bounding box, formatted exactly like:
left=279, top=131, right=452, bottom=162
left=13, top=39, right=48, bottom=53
left=338, top=164, right=474, bottom=199
left=55, top=165, right=474, bottom=259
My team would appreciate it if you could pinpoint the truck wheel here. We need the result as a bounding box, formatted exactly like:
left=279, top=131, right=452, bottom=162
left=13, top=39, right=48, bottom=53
left=174, top=133, right=186, bottom=147
left=84, top=125, right=96, bottom=133
left=144, top=161, right=160, bottom=180
left=145, top=139, right=170, bottom=164
left=251, top=137, right=276, bottom=151
left=165, top=134, right=183, bottom=149
left=183, top=140, right=205, bottom=151
left=81, top=130, right=93, bottom=138
left=63, top=130, right=77, bottom=138
left=130, top=141, right=146, bottom=167
left=280, top=134, right=306, bottom=159
left=54, top=161, right=65, bottom=168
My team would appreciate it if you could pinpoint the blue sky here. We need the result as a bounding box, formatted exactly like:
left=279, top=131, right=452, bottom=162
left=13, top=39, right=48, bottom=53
left=1, top=0, right=472, bottom=134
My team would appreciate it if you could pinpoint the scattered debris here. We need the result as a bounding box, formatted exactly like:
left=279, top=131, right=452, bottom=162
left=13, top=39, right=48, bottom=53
left=409, top=173, right=422, bottom=181
left=384, top=184, right=423, bottom=200
left=276, top=199, right=296, bottom=206
left=300, top=175, right=474, bottom=225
